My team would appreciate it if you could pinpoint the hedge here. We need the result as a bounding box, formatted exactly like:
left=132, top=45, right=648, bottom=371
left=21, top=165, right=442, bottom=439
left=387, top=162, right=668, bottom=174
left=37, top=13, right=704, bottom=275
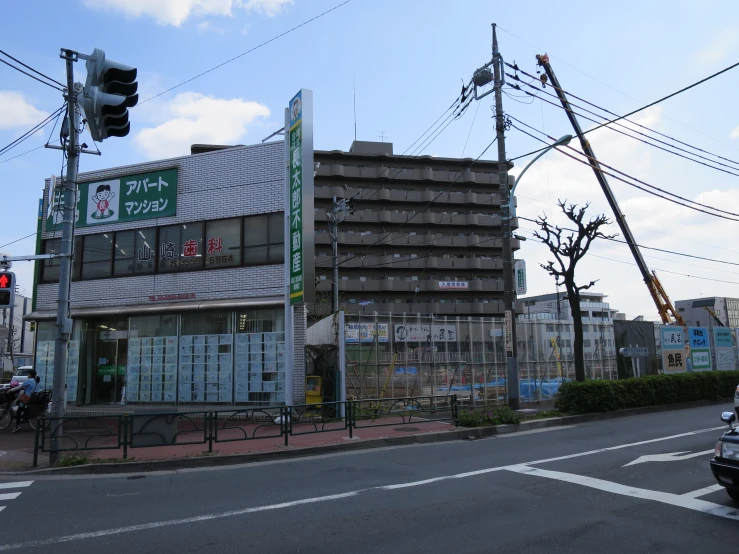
left=554, top=370, right=739, bottom=414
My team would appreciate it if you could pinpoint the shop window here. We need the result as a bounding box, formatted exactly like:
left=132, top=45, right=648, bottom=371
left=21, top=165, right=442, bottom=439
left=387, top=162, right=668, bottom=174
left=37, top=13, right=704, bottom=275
left=267, top=212, right=284, bottom=263
left=42, top=237, right=82, bottom=282
left=134, top=228, right=156, bottom=275
left=113, top=231, right=135, bottom=276
left=81, top=233, right=113, bottom=279
left=205, top=218, right=241, bottom=268
left=158, top=222, right=204, bottom=272
left=243, top=214, right=268, bottom=264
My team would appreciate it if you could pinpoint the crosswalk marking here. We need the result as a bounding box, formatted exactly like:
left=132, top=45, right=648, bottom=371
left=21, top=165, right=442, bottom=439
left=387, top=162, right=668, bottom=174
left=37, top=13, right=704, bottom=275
left=0, top=482, right=32, bottom=490
left=0, top=481, right=33, bottom=515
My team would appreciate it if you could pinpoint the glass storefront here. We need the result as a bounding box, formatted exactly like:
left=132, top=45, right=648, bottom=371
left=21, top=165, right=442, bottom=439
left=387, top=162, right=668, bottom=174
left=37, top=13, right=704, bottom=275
left=33, top=308, right=285, bottom=406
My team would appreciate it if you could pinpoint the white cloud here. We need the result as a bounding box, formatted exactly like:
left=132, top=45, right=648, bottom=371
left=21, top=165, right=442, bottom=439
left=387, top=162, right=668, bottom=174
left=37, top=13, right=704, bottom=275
left=0, top=91, right=49, bottom=130
left=134, top=92, right=270, bottom=159
left=82, top=0, right=292, bottom=26
left=198, top=20, right=226, bottom=33
left=730, top=126, right=739, bottom=139
left=691, top=28, right=739, bottom=65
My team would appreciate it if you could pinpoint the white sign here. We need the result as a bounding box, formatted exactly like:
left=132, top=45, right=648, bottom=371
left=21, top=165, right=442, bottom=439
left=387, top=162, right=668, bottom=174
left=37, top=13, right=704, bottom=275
left=619, top=347, right=649, bottom=357
left=514, top=260, right=527, bottom=295
left=504, top=310, right=513, bottom=354
left=345, top=323, right=389, bottom=343
left=393, top=324, right=457, bottom=342
left=438, top=281, right=468, bottom=290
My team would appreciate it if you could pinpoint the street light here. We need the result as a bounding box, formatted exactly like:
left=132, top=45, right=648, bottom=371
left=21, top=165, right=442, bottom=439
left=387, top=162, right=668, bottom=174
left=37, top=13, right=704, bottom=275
left=510, top=134, right=572, bottom=208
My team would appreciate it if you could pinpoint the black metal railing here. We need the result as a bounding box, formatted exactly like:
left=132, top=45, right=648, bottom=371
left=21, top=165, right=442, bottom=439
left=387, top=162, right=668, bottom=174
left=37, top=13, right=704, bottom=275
left=32, top=395, right=457, bottom=467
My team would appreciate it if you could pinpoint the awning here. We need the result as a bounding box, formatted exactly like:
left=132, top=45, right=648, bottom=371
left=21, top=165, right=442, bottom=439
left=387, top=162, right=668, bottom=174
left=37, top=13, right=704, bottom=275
left=24, top=296, right=285, bottom=321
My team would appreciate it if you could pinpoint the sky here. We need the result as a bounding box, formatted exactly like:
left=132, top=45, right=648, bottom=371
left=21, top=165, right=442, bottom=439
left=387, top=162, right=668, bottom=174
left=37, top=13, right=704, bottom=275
left=2, top=0, right=739, bottom=321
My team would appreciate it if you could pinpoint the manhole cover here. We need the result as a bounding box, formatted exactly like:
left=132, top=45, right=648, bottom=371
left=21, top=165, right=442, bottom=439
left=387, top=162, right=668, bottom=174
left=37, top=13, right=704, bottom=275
left=127, top=475, right=146, bottom=480
left=394, top=427, right=421, bottom=432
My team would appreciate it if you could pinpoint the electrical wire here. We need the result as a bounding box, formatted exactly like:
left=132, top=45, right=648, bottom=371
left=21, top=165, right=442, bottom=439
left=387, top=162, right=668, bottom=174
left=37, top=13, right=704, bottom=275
left=0, top=49, right=64, bottom=88
left=138, top=0, right=353, bottom=105
left=508, top=63, right=739, bottom=169
left=509, top=77, right=739, bottom=179
left=0, top=233, right=38, bottom=250
left=508, top=58, right=739, bottom=163
left=0, top=58, right=63, bottom=91
left=508, top=120, right=739, bottom=222
left=0, top=105, right=66, bottom=159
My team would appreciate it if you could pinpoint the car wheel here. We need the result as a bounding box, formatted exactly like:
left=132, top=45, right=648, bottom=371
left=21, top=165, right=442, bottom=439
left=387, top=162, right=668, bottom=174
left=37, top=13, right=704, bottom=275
left=726, top=488, right=739, bottom=503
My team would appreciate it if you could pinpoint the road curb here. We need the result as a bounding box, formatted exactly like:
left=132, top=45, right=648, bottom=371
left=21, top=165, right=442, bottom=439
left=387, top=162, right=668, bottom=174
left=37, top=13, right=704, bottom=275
left=2, top=398, right=730, bottom=476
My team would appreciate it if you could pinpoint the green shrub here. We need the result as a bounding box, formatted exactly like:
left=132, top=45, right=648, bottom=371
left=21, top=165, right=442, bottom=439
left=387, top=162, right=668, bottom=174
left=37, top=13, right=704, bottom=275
left=554, top=370, right=739, bottom=414
left=56, top=455, right=88, bottom=467
left=455, top=406, right=523, bottom=427
left=456, top=409, right=485, bottom=427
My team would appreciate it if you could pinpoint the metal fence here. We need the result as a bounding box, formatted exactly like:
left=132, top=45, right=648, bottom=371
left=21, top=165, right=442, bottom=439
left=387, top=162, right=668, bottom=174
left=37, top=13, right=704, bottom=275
left=344, top=314, right=619, bottom=405
left=32, top=394, right=457, bottom=467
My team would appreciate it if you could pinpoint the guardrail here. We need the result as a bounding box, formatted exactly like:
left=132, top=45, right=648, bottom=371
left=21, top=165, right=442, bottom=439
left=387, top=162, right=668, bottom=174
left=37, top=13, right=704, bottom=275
left=32, top=394, right=457, bottom=467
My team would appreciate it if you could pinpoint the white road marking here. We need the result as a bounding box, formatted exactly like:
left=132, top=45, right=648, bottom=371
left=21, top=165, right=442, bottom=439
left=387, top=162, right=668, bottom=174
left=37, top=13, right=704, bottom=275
left=0, top=491, right=360, bottom=552
left=682, top=484, right=725, bottom=499
left=0, top=493, right=21, bottom=502
left=623, top=450, right=715, bottom=467
left=495, top=425, right=577, bottom=438
left=527, top=426, right=725, bottom=466
left=0, top=482, right=33, bottom=490
left=0, top=424, right=726, bottom=551
left=0, top=508, right=4, bottom=514
left=506, top=465, right=739, bottom=520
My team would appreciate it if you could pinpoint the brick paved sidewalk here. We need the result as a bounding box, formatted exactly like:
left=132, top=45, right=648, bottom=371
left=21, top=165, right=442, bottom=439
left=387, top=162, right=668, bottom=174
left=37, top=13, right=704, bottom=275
left=0, top=416, right=456, bottom=470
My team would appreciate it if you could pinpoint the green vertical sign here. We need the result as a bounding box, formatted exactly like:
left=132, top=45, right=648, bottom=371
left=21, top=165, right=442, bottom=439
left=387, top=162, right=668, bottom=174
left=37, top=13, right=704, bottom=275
left=288, top=91, right=304, bottom=305
left=46, top=168, right=178, bottom=230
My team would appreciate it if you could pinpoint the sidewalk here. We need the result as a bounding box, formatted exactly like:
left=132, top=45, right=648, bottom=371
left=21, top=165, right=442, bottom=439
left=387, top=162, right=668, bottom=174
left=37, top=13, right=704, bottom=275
left=0, top=416, right=457, bottom=471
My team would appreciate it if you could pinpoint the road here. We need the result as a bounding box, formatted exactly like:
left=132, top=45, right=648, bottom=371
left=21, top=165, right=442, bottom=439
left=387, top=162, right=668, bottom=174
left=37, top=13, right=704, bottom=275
left=1, top=403, right=738, bottom=553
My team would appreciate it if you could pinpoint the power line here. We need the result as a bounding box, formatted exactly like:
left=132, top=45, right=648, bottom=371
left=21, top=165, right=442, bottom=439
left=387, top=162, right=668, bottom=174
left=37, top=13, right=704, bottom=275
left=508, top=63, right=739, bottom=169
left=138, top=0, right=353, bottom=105
left=0, top=49, right=64, bottom=88
left=508, top=120, right=739, bottom=221
left=496, top=24, right=739, bottom=156
left=508, top=57, right=739, bottom=163
left=0, top=233, right=38, bottom=251
left=0, top=57, right=63, bottom=92
left=509, top=78, right=739, bottom=179
left=0, top=105, right=66, bottom=159
left=516, top=216, right=739, bottom=268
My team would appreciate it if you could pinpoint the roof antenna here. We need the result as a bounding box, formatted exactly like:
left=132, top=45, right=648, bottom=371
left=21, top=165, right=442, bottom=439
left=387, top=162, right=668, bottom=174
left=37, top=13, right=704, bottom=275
left=353, top=77, right=357, bottom=142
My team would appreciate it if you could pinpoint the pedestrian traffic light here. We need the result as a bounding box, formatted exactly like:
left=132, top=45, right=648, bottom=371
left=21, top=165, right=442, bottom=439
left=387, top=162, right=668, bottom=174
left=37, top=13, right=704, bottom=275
left=0, top=271, right=15, bottom=309
left=82, top=48, right=138, bottom=142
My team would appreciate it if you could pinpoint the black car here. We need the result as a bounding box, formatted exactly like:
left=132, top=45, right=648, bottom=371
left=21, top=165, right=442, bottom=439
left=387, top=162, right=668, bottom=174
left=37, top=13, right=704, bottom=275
left=710, top=411, right=739, bottom=503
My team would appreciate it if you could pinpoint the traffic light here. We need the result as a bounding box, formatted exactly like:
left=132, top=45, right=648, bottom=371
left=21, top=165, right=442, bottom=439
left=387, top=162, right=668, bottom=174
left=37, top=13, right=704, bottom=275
left=0, top=271, right=15, bottom=309
left=82, top=48, right=138, bottom=142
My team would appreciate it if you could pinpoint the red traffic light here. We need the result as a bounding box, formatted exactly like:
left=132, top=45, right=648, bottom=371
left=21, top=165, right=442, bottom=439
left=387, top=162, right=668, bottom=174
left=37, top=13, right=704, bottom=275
left=0, top=273, right=10, bottom=288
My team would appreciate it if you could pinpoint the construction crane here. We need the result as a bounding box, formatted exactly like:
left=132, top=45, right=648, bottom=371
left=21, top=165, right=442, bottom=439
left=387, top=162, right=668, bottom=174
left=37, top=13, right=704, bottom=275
left=535, top=54, right=687, bottom=327
left=704, top=306, right=725, bottom=327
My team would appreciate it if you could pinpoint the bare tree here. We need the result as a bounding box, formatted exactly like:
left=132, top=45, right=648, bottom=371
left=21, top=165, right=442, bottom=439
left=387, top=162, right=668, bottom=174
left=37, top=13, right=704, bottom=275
left=534, top=201, right=616, bottom=382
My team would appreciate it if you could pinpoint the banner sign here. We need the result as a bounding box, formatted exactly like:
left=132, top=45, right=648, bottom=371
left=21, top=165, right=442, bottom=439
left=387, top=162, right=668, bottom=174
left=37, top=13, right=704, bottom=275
left=713, top=327, right=736, bottom=371
left=393, top=324, right=457, bottom=342
left=345, top=323, right=389, bottom=343
left=660, top=326, right=686, bottom=373
left=515, top=260, right=527, bottom=295
left=287, top=90, right=306, bottom=305
left=46, top=168, right=177, bottom=230
left=688, top=327, right=712, bottom=371
left=439, top=281, right=468, bottom=290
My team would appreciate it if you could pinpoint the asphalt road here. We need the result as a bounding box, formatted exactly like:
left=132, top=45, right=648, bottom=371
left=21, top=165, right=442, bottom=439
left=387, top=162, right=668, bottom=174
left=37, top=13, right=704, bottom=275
left=1, top=403, right=739, bottom=553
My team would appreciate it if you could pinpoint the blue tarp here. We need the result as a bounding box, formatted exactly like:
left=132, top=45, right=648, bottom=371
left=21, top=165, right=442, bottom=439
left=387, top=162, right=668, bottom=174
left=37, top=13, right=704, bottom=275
left=437, top=378, right=569, bottom=399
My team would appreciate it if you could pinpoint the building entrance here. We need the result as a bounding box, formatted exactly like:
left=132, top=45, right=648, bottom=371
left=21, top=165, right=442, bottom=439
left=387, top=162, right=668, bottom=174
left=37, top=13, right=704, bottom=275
left=90, top=319, right=128, bottom=404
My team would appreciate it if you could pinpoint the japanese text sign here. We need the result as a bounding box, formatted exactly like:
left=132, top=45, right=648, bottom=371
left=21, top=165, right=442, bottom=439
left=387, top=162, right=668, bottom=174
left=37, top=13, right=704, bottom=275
left=661, top=326, right=686, bottom=374
left=688, top=327, right=712, bottom=371
left=345, top=323, right=389, bottom=343
left=688, top=327, right=709, bottom=348
left=438, top=281, right=468, bottom=290
left=393, top=324, right=457, bottom=343
left=46, top=168, right=177, bottom=230
left=287, top=91, right=304, bottom=305
left=713, top=327, right=734, bottom=348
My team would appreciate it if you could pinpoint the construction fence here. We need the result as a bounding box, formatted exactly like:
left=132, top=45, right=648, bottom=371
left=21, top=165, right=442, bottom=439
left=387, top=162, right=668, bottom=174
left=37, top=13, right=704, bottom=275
left=343, top=314, right=619, bottom=405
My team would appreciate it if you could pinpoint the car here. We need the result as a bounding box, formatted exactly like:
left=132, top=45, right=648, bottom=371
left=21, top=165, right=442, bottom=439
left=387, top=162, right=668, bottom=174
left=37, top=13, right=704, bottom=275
left=711, top=411, right=739, bottom=503
left=0, top=366, right=32, bottom=390
left=735, top=384, right=739, bottom=418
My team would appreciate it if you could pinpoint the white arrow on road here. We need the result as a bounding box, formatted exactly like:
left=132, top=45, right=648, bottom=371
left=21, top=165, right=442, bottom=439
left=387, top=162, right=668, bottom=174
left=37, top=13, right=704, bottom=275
left=623, top=449, right=714, bottom=467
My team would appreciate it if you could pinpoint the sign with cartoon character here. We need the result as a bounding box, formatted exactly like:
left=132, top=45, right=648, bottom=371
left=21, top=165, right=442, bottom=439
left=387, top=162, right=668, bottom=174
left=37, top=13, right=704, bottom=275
left=46, top=168, right=177, bottom=230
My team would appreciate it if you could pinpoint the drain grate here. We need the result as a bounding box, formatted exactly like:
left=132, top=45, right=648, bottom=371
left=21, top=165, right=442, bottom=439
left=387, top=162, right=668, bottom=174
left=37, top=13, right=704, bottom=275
left=394, top=427, right=421, bottom=432
left=127, top=475, right=146, bottom=480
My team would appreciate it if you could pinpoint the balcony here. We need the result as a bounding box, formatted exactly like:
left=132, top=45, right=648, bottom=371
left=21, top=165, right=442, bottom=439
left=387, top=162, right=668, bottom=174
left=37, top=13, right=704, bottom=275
left=340, top=300, right=506, bottom=316
left=315, top=278, right=504, bottom=294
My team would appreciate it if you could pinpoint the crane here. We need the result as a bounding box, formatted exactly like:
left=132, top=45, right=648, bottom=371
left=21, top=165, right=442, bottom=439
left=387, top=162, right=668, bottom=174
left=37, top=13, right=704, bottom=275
left=535, top=54, right=687, bottom=327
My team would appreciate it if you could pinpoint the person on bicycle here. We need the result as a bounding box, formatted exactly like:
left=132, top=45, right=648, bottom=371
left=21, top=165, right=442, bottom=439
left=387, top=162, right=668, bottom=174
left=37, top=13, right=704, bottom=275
left=9, top=369, right=39, bottom=432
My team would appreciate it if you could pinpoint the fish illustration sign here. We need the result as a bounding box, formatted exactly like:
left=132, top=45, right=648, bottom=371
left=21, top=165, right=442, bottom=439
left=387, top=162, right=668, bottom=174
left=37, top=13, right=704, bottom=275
left=46, top=168, right=177, bottom=230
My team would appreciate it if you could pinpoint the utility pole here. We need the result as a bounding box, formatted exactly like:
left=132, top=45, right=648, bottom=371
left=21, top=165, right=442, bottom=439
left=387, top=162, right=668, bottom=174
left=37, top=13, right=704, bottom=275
left=327, top=196, right=352, bottom=313
left=491, top=24, right=520, bottom=410
left=49, top=49, right=81, bottom=465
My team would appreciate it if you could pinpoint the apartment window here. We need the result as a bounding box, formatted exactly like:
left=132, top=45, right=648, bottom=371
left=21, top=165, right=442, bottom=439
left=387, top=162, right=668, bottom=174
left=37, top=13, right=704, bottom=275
left=81, top=233, right=113, bottom=279
left=205, top=218, right=241, bottom=268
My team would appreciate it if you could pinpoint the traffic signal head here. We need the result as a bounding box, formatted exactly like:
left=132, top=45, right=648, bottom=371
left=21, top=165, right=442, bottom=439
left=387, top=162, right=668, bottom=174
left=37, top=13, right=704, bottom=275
left=82, top=48, right=138, bottom=142
left=0, top=271, right=15, bottom=309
